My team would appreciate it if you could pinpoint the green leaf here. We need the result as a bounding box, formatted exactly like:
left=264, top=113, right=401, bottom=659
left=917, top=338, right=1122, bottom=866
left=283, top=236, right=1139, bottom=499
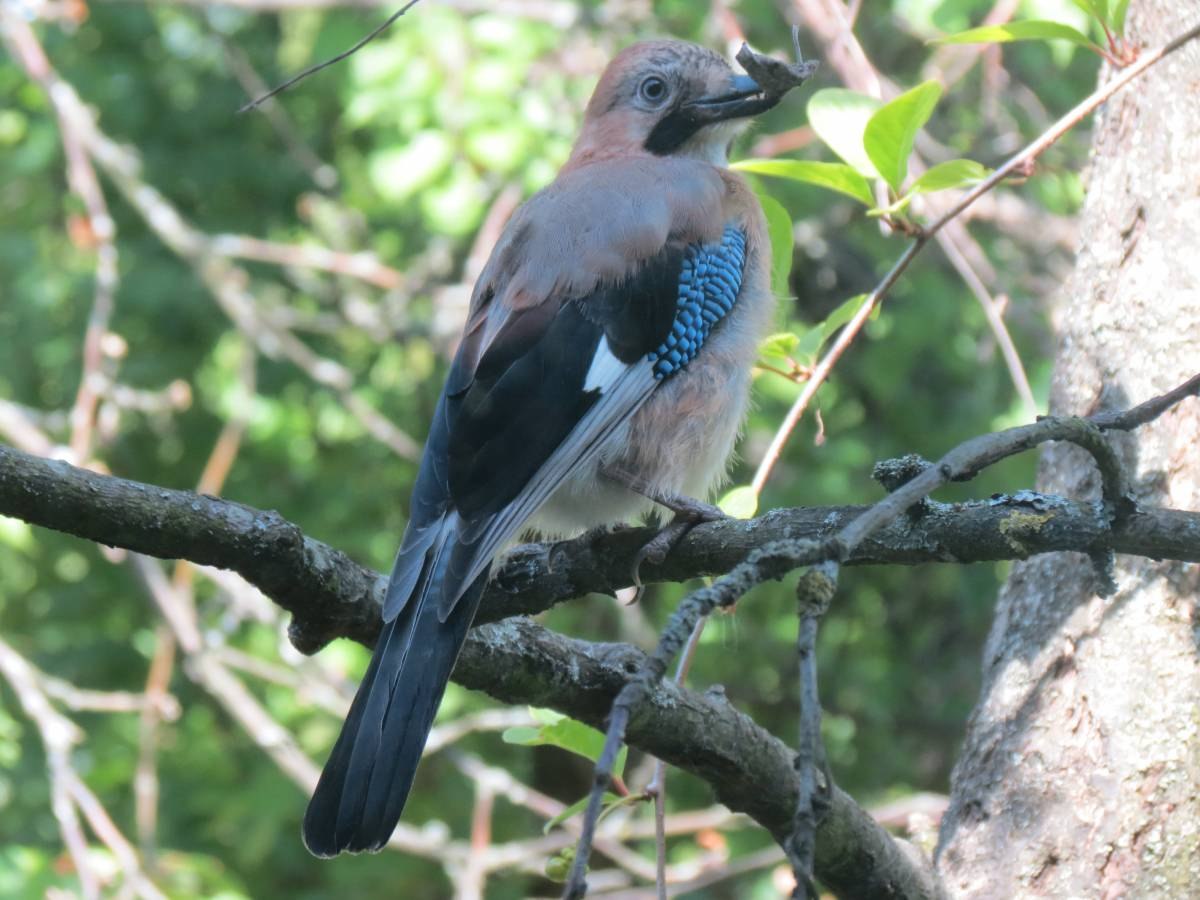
left=736, top=159, right=875, bottom=206
left=805, top=89, right=882, bottom=179
left=544, top=847, right=580, bottom=882
left=543, top=793, right=620, bottom=834
left=1068, top=0, right=1107, bottom=25
left=823, top=293, right=872, bottom=336
left=758, top=331, right=801, bottom=360
left=757, top=192, right=795, bottom=296
left=500, top=725, right=541, bottom=744
left=908, top=159, right=991, bottom=194
left=863, top=81, right=943, bottom=191
left=503, top=709, right=627, bottom=778
left=931, top=20, right=1100, bottom=51
left=795, top=326, right=827, bottom=360
left=795, top=294, right=874, bottom=359
left=1111, top=0, right=1130, bottom=33
left=718, top=486, right=759, bottom=519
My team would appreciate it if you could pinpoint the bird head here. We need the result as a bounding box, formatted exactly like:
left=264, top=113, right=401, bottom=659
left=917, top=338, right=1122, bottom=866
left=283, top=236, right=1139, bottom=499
left=569, top=40, right=779, bottom=168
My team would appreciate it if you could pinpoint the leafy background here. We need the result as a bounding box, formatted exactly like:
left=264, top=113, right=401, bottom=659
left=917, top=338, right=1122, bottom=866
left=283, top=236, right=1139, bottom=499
left=0, top=0, right=1106, bottom=895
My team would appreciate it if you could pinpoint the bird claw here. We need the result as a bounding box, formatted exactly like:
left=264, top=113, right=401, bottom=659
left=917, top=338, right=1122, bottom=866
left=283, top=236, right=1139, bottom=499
left=629, top=503, right=728, bottom=588
left=598, top=464, right=730, bottom=589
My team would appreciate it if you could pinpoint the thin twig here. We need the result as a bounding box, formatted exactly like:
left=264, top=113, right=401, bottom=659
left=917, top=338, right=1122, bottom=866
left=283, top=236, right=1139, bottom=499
left=787, top=564, right=837, bottom=897
left=209, top=234, right=404, bottom=290
left=238, top=0, right=424, bottom=111
left=58, top=109, right=119, bottom=465
left=645, top=615, right=709, bottom=899
left=749, top=17, right=1200, bottom=496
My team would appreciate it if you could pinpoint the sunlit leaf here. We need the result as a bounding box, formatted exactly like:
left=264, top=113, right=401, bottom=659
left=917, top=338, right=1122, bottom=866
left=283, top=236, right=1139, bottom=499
left=736, top=159, right=875, bottom=206
left=503, top=709, right=627, bottom=778
left=823, top=293, right=873, bottom=337
left=806, top=89, right=882, bottom=179
left=864, top=81, right=943, bottom=191
left=718, top=485, right=759, bottom=519
left=909, top=159, right=991, bottom=194
left=931, top=20, right=1100, bottom=52
left=1111, top=0, right=1131, bottom=33
left=758, top=331, right=801, bottom=360
left=1068, top=0, right=1107, bottom=26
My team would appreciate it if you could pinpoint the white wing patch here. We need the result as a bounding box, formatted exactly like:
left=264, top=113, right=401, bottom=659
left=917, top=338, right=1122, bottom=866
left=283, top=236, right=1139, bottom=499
left=583, top=337, right=628, bottom=393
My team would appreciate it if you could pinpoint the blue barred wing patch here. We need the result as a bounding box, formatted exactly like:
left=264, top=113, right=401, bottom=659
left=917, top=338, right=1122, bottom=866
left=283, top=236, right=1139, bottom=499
left=650, top=225, right=747, bottom=379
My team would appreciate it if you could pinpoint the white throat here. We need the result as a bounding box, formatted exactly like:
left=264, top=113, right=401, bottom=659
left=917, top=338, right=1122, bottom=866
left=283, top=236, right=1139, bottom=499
left=675, top=119, right=748, bottom=168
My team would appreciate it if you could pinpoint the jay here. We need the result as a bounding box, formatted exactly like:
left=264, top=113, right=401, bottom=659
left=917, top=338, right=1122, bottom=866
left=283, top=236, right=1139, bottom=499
left=303, top=38, right=807, bottom=856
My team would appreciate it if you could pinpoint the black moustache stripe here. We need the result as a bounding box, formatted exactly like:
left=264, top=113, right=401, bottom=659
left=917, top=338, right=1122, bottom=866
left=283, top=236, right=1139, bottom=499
left=645, top=108, right=704, bottom=155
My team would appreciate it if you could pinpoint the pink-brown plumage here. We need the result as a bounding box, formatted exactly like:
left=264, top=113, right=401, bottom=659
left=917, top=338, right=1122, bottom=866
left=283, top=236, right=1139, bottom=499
left=304, top=38, right=802, bottom=858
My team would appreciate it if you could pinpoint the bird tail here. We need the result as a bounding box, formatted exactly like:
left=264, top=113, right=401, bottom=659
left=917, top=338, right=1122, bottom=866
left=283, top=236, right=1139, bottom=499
left=302, top=521, right=487, bottom=856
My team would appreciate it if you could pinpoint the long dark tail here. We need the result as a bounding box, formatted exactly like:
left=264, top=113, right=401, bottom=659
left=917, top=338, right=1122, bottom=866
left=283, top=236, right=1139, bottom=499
left=302, top=533, right=487, bottom=856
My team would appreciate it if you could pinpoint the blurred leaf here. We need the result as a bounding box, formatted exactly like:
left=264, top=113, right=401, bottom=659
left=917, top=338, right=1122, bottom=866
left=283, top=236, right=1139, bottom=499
left=503, top=708, right=627, bottom=778
left=543, top=792, right=619, bottom=834
left=1111, top=0, right=1130, bottom=32
left=718, top=485, right=759, bottom=519
left=756, top=192, right=795, bottom=296
left=758, top=331, right=801, bottom=360
left=806, top=89, right=882, bottom=179
left=545, top=847, right=579, bottom=882
left=909, top=159, right=991, bottom=194
left=864, top=81, right=943, bottom=191
left=736, top=159, right=875, bottom=206
left=1067, top=0, right=1107, bottom=25
left=367, top=131, right=454, bottom=201
left=932, top=20, right=1100, bottom=52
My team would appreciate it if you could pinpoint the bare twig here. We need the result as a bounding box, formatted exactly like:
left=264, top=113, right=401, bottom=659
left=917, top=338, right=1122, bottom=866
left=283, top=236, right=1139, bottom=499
left=210, top=233, right=404, bottom=290
left=645, top=614, right=708, bottom=899
left=220, top=39, right=338, bottom=189
left=0, top=635, right=167, bottom=900
left=57, top=105, right=119, bottom=465
left=787, top=564, right=837, bottom=897
left=238, top=0, right=424, bottom=111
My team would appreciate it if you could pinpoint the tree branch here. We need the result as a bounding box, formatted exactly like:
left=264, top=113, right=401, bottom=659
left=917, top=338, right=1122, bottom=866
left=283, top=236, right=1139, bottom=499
left=2, top=444, right=1196, bottom=651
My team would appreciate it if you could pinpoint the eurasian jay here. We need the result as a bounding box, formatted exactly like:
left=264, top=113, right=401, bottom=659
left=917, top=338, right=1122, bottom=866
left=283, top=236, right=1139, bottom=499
left=303, top=38, right=807, bottom=857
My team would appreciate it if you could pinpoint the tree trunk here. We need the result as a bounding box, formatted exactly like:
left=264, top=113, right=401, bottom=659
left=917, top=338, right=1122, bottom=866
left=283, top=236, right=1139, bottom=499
left=936, top=2, right=1200, bottom=896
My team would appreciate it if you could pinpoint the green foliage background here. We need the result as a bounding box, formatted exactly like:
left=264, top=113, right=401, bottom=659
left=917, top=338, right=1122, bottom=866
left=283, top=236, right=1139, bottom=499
left=0, top=0, right=1100, bottom=895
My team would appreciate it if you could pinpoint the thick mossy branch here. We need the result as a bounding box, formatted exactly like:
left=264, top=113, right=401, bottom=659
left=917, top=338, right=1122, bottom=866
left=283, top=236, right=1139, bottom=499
left=2, top=444, right=1197, bottom=656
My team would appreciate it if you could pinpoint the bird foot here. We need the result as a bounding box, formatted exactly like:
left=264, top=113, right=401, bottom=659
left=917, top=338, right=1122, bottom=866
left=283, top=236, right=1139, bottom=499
left=599, top=465, right=729, bottom=589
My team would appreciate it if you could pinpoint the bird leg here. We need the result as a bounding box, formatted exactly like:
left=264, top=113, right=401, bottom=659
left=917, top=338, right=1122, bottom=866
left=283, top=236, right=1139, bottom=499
left=600, top=465, right=729, bottom=590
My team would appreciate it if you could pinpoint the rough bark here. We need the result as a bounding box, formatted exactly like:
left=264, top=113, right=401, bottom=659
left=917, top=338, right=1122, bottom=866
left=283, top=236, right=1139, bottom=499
left=4, top=444, right=1197, bottom=656
left=937, top=2, right=1200, bottom=896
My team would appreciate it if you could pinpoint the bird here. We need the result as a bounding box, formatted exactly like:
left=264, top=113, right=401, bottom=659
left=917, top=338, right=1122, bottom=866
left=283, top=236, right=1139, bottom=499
left=303, top=37, right=803, bottom=857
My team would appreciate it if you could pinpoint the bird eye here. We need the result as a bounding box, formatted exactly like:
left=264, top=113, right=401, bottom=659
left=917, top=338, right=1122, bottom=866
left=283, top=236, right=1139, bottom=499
left=638, top=76, right=669, bottom=105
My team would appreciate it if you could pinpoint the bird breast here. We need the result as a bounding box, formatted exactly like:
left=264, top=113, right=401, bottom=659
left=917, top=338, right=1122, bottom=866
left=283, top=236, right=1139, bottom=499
left=528, top=225, right=774, bottom=538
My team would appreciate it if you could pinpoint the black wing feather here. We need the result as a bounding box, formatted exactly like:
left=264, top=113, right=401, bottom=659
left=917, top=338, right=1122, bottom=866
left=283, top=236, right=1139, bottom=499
left=303, top=240, right=691, bottom=857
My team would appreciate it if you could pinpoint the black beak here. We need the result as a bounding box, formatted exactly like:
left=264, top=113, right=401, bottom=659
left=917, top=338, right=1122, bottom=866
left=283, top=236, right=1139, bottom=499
left=684, top=74, right=773, bottom=124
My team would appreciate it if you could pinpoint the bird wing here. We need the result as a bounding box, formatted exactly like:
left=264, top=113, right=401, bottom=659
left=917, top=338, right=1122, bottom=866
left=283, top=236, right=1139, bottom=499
left=386, top=159, right=748, bottom=623
left=305, top=160, right=753, bottom=855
